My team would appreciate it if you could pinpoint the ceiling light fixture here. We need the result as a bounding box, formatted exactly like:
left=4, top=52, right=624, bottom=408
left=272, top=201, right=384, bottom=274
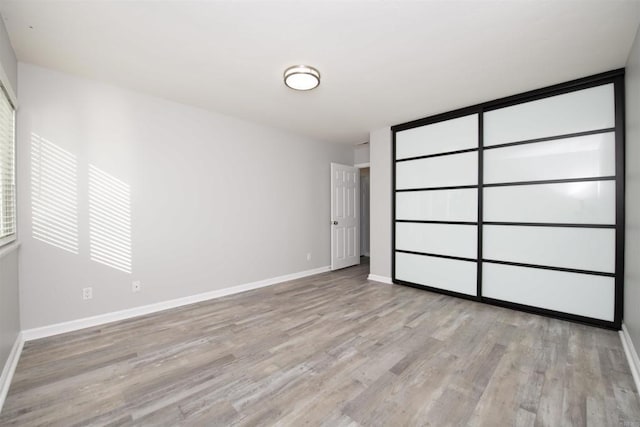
left=284, top=65, right=320, bottom=91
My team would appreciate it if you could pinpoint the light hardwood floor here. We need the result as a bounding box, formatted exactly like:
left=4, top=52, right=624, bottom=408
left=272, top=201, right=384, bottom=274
left=1, top=259, right=639, bottom=426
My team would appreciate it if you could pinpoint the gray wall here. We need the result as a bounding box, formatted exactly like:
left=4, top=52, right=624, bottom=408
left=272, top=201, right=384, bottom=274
left=369, top=127, right=391, bottom=279
left=354, top=144, right=370, bottom=165
left=625, top=24, right=640, bottom=353
left=0, top=249, right=19, bottom=367
left=0, top=17, right=20, bottom=374
left=17, top=63, right=353, bottom=329
left=0, top=20, right=16, bottom=97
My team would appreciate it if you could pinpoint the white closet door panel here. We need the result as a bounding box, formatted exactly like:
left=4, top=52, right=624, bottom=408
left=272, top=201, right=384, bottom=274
left=395, top=114, right=478, bottom=159
left=396, top=222, right=476, bottom=258
left=396, top=189, right=477, bottom=222
left=484, top=181, right=615, bottom=224
left=484, top=132, right=616, bottom=184
left=484, top=84, right=615, bottom=146
left=396, top=152, right=477, bottom=190
left=396, top=252, right=477, bottom=295
left=483, top=263, right=614, bottom=321
left=483, top=226, right=615, bottom=273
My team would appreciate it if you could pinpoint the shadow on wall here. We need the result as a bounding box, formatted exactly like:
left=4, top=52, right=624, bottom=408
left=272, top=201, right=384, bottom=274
left=88, top=164, right=132, bottom=273
left=31, top=133, right=79, bottom=253
left=30, top=133, right=132, bottom=274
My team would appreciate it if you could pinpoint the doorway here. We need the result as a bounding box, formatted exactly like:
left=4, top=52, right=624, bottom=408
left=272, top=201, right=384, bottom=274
left=359, top=167, right=370, bottom=258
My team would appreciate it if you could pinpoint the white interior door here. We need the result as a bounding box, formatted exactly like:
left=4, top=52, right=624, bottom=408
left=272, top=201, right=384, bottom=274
left=331, top=163, right=360, bottom=270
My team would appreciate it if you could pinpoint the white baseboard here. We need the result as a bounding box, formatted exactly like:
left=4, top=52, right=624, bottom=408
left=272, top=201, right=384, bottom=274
left=22, top=265, right=330, bottom=341
left=620, top=323, right=640, bottom=394
left=0, top=332, right=24, bottom=414
left=367, top=274, right=393, bottom=285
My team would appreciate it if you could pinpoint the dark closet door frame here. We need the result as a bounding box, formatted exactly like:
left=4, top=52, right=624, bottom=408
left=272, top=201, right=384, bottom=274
left=391, top=69, right=625, bottom=330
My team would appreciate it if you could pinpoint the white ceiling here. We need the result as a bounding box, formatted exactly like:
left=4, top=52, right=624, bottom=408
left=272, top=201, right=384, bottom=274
left=1, top=1, right=639, bottom=145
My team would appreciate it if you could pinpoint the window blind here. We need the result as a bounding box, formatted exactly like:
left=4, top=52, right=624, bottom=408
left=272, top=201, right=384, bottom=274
left=0, top=84, right=15, bottom=245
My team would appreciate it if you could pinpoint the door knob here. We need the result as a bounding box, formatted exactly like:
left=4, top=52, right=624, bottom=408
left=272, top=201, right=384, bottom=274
left=333, top=221, right=338, bottom=225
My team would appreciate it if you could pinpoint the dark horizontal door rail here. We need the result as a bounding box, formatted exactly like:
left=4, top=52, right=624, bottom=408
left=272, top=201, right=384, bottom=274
left=483, top=127, right=615, bottom=151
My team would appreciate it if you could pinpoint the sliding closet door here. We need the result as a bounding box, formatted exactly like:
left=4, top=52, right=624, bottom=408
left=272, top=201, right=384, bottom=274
left=481, top=83, right=620, bottom=323
left=394, top=113, right=479, bottom=296
left=392, top=70, right=624, bottom=329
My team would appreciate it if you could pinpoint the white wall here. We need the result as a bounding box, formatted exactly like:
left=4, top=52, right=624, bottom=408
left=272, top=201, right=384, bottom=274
left=0, top=248, right=19, bottom=374
left=625, top=24, right=640, bottom=354
left=0, top=23, right=16, bottom=97
left=17, top=63, right=352, bottom=329
left=354, top=144, right=370, bottom=165
left=369, top=127, right=391, bottom=279
left=0, top=17, right=19, bottom=380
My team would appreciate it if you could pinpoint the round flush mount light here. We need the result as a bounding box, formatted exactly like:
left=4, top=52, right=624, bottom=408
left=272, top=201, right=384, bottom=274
left=284, top=65, right=320, bottom=91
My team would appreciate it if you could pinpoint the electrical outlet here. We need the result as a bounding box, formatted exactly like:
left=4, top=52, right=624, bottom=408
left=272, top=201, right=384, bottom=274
left=83, top=287, right=92, bottom=300
left=306, top=253, right=312, bottom=261
left=132, top=280, right=141, bottom=292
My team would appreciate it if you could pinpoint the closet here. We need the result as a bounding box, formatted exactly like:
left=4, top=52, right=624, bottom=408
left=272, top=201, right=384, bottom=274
left=391, top=70, right=624, bottom=329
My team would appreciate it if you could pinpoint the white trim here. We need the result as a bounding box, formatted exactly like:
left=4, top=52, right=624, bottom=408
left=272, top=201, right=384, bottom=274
left=354, top=162, right=370, bottom=168
left=0, top=241, right=19, bottom=260
left=620, top=323, right=640, bottom=394
left=22, top=265, right=331, bottom=341
left=367, top=274, right=393, bottom=284
left=0, top=332, right=24, bottom=414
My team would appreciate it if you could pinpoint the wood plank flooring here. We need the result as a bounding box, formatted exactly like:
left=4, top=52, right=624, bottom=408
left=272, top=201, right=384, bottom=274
left=1, top=259, right=639, bottom=426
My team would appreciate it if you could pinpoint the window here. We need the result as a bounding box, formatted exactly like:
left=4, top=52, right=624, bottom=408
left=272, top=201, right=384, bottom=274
left=0, top=83, right=15, bottom=246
